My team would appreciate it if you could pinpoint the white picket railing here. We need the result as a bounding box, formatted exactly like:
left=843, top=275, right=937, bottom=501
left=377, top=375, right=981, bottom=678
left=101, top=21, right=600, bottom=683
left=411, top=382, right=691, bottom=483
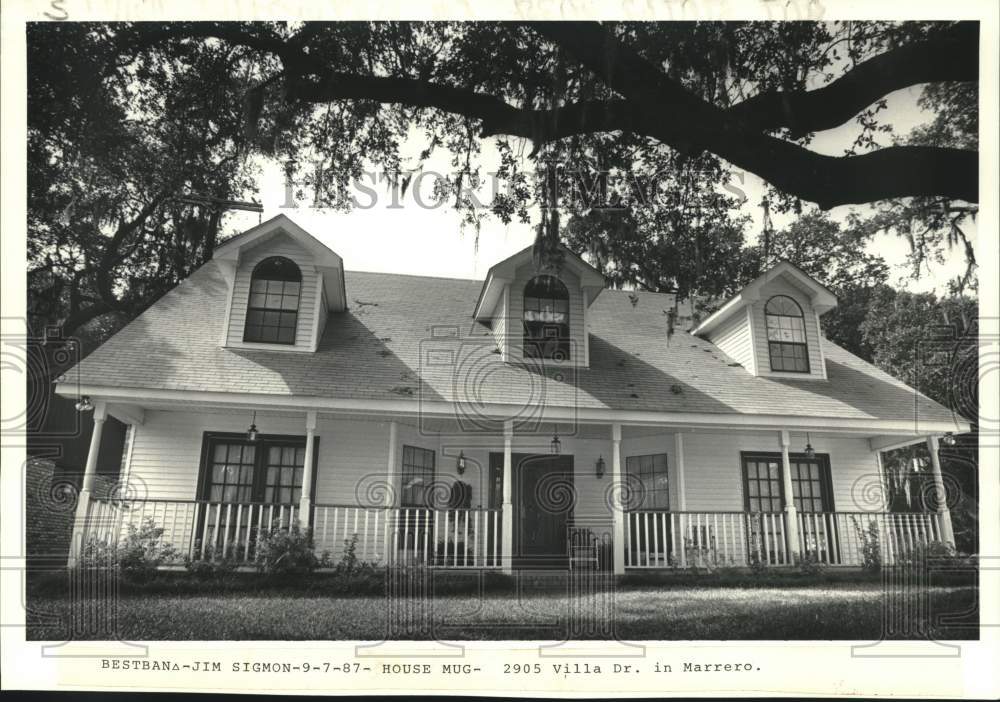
left=626, top=509, right=944, bottom=569
left=311, top=504, right=502, bottom=568
left=80, top=498, right=502, bottom=568
left=796, top=511, right=943, bottom=566
left=625, top=511, right=789, bottom=568
left=82, top=498, right=299, bottom=563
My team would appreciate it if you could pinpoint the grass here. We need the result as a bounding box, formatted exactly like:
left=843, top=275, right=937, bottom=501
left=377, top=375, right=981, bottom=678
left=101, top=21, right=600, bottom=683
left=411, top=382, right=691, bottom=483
left=26, top=577, right=978, bottom=641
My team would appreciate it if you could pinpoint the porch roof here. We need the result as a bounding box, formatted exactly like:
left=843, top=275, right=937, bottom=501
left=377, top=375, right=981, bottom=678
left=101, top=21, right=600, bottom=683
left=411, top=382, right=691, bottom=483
left=61, top=263, right=964, bottom=430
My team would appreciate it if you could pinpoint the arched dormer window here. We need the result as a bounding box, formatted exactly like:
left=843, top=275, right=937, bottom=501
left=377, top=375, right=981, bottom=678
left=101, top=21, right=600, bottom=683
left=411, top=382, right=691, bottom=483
left=244, top=256, right=301, bottom=344
left=523, top=275, right=570, bottom=361
left=765, top=295, right=809, bottom=372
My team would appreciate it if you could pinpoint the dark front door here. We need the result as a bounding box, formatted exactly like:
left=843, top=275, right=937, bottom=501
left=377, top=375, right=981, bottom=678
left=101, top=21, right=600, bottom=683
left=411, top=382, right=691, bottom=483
left=513, top=454, right=574, bottom=568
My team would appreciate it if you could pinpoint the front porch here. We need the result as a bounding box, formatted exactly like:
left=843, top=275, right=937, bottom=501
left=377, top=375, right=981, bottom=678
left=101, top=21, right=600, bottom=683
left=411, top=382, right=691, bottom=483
left=67, top=400, right=958, bottom=573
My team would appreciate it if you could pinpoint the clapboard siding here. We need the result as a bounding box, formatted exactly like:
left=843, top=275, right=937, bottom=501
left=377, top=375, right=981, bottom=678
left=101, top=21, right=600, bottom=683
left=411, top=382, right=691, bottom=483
left=225, top=236, right=319, bottom=351
left=749, top=277, right=826, bottom=380
left=490, top=289, right=507, bottom=359
left=706, top=308, right=755, bottom=372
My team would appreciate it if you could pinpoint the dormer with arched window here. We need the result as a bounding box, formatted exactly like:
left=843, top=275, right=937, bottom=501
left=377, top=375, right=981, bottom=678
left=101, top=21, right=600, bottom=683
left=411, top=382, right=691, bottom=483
left=473, top=243, right=605, bottom=368
left=691, top=261, right=837, bottom=381
left=213, top=215, right=347, bottom=353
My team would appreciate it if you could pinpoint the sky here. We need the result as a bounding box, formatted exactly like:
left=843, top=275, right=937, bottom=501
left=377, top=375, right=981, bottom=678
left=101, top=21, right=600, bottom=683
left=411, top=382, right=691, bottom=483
left=221, top=84, right=976, bottom=295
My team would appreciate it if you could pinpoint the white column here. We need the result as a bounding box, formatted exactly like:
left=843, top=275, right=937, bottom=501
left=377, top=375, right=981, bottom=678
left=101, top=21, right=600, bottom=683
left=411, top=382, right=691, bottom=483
left=298, top=411, right=318, bottom=527
left=780, top=430, right=801, bottom=561
left=612, top=422, right=625, bottom=575
left=927, top=436, right=956, bottom=545
left=384, top=421, right=398, bottom=508
left=501, top=420, right=514, bottom=574
left=67, top=401, right=107, bottom=567
left=674, top=432, right=687, bottom=511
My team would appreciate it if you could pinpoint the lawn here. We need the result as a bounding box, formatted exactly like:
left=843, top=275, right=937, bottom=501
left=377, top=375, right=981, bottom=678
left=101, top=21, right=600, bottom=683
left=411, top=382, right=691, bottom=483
left=26, top=582, right=978, bottom=640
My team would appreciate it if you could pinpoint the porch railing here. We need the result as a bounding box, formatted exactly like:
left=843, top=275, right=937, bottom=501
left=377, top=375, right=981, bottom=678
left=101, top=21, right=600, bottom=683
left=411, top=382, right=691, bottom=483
left=796, top=511, right=942, bottom=567
left=79, top=498, right=502, bottom=568
left=627, top=510, right=943, bottom=569
left=312, top=504, right=502, bottom=568
left=626, top=511, right=790, bottom=568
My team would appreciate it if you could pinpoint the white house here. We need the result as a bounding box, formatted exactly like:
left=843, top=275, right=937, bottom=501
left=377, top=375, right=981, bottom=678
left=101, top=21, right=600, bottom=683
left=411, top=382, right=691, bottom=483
left=56, top=215, right=969, bottom=573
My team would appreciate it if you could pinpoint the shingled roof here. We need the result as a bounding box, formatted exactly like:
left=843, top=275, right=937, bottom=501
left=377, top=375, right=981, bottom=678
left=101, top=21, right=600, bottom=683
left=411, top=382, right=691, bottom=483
left=65, top=258, right=962, bottom=427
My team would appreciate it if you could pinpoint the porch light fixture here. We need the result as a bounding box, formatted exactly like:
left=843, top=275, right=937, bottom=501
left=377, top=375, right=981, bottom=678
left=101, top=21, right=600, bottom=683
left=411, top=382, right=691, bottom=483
left=804, top=432, right=816, bottom=458
left=942, top=432, right=957, bottom=446
left=550, top=427, right=561, bottom=455
left=247, top=410, right=259, bottom=442
left=456, top=451, right=466, bottom=475
left=74, top=395, right=94, bottom=412
left=595, top=455, right=606, bottom=479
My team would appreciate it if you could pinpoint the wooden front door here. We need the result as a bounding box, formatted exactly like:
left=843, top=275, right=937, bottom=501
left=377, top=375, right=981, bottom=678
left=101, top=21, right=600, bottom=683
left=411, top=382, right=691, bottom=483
left=514, top=454, right=574, bottom=568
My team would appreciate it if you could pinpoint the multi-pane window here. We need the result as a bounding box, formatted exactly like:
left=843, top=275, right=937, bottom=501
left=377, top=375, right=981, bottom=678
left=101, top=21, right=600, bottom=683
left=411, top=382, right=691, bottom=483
left=523, top=275, right=571, bottom=361
left=765, top=295, right=809, bottom=372
left=790, top=458, right=832, bottom=513
left=625, top=453, right=670, bottom=510
left=201, top=435, right=308, bottom=505
left=207, top=443, right=256, bottom=503
left=401, top=445, right=436, bottom=508
left=265, top=445, right=306, bottom=505
left=244, top=256, right=301, bottom=344
left=742, top=457, right=783, bottom=513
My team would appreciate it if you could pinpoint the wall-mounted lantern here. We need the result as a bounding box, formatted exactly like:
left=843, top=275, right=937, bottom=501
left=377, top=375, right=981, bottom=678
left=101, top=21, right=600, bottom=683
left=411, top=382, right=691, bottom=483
left=247, top=410, right=259, bottom=442
left=456, top=451, right=467, bottom=475
left=595, top=455, right=606, bottom=479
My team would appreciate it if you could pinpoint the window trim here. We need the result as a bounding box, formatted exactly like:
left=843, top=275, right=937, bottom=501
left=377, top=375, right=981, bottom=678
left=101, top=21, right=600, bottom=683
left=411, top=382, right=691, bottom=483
left=400, top=444, right=436, bottom=509
left=197, top=431, right=319, bottom=505
left=522, top=274, right=571, bottom=361
left=243, top=256, right=303, bottom=346
left=764, top=294, right=810, bottom=374
left=739, top=451, right=834, bottom=514
left=624, top=452, right=670, bottom=511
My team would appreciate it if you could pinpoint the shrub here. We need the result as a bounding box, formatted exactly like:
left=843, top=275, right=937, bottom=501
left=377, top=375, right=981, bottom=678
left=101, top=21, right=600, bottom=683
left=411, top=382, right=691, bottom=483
left=851, top=516, right=882, bottom=573
left=79, top=517, right=179, bottom=582
left=254, top=526, right=318, bottom=576
left=333, top=534, right=378, bottom=575
left=797, top=549, right=826, bottom=576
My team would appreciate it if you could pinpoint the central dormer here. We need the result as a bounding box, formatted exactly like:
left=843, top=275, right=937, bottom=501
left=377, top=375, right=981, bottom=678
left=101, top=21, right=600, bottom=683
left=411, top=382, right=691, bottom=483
left=473, top=244, right=605, bottom=368
left=214, top=215, right=346, bottom=353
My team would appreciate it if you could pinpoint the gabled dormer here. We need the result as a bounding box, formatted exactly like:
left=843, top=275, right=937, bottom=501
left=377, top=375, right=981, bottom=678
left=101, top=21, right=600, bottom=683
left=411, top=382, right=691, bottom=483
left=691, top=261, right=837, bottom=380
left=473, top=244, right=605, bottom=367
left=214, top=215, right=346, bottom=353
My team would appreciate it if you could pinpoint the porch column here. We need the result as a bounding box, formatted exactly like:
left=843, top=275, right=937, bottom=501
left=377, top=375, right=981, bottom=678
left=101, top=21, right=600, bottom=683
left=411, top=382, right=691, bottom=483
left=384, top=421, right=398, bottom=507
left=298, top=411, right=318, bottom=527
left=501, top=420, right=513, bottom=574
left=67, top=400, right=107, bottom=567
left=779, top=430, right=801, bottom=562
left=674, top=432, right=687, bottom=511
left=611, top=422, right=625, bottom=575
left=926, top=435, right=956, bottom=546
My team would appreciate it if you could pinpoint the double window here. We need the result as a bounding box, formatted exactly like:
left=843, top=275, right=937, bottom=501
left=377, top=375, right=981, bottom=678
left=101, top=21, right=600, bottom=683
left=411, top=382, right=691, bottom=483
left=523, top=275, right=571, bottom=361
left=244, top=256, right=302, bottom=344
left=765, top=295, right=810, bottom=372
left=741, top=453, right=832, bottom=514
left=200, top=433, right=311, bottom=506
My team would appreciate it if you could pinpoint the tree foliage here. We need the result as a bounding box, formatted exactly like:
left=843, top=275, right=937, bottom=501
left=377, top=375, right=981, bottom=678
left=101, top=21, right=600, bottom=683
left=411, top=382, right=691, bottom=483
left=27, top=21, right=978, bottom=338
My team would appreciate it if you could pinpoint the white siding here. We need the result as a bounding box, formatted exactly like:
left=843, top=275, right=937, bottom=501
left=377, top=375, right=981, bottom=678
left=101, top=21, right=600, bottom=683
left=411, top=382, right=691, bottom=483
left=749, top=277, right=826, bottom=380
left=706, top=308, right=755, bottom=372
left=225, top=235, right=319, bottom=351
